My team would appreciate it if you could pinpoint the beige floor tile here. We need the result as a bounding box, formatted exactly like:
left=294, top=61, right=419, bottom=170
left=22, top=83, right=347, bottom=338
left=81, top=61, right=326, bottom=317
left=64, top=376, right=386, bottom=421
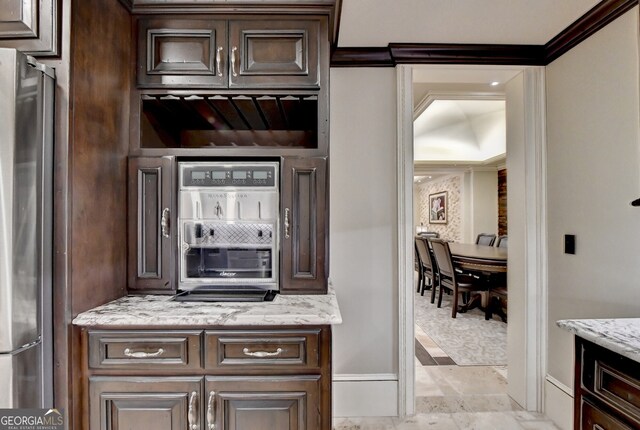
left=415, top=396, right=474, bottom=414
left=333, top=417, right=396, bottom=430
left=461, top=394, right=522, bottom=413
left=415, top=362, right=447, bottom=397
left=451, top=412, right=525, bottom=430
left=420, top=367, right=459, bottom=395
left=393, top=413, right=460, bottom=429
left=427, top=365, right=508, bottom=395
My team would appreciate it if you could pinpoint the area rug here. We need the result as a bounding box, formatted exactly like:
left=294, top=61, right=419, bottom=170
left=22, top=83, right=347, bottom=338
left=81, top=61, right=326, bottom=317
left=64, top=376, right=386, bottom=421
left=414, top=290, right=507, bottom=366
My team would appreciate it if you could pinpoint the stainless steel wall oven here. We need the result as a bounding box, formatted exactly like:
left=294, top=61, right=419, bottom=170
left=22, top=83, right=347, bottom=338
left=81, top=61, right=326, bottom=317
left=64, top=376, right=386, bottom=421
left=178, top=161, right=279, bottom=292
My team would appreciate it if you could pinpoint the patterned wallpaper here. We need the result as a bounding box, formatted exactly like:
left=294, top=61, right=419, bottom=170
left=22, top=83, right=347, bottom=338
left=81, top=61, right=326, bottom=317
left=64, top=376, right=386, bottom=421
left=416, top=175, right=462, bottom=242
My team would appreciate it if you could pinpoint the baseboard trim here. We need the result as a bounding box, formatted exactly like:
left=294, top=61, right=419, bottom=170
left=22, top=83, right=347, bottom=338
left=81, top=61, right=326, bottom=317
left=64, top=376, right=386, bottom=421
left=544, top=376, right=574, bottom=430
left=333, top=374, right=399, bottom=417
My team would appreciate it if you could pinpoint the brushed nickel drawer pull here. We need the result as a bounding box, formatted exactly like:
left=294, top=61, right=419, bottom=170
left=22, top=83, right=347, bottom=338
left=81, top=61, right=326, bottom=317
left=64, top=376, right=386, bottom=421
left=284, top=208, right=290, bottom=239
left=231, top=46, right=238, bottom=77
left=242, top=347, right=283, bottom=358
left=188, top=391, right=199, bottom=430
left=215, top=46, right=223, bottom=77
left=206, top=391, right=216, bottom=430
left=161, top=208, right=170, bottom=238
left=123, top=347, right=165, bottom=358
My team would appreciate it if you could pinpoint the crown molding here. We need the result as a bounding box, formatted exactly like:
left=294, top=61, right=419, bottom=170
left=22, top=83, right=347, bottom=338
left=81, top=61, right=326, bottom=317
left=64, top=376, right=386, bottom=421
left=330, top=0, right=636, bottom=67
left=413, top=91, right=504, bottom=121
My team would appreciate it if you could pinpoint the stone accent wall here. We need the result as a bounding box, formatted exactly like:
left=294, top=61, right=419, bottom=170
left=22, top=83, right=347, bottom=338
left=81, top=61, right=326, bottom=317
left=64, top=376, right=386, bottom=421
left=498, top=169, right=507, bottom=236
left=417, top=175, right=462, bottom=242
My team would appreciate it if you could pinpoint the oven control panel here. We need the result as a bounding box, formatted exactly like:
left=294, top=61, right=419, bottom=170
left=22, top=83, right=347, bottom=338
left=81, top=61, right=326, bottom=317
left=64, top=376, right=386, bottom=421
left=181, top=163, right=276, bottom=188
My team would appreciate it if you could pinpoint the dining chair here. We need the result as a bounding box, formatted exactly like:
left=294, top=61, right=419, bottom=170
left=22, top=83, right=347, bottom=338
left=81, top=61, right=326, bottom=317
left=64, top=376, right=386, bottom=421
left=495, top=235, right=508, bottom=248
left=476, top=233, right=496, bottom=246
left=418, top=231, right=439, bottom=238
left=415, top=237, right=436, bottom=296
left=430, top=238, right=488, bottom=318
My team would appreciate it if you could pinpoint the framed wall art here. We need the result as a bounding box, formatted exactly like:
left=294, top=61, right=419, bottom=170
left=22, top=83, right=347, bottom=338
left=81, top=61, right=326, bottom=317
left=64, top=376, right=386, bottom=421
left=429, top=191, right=447, bottom=224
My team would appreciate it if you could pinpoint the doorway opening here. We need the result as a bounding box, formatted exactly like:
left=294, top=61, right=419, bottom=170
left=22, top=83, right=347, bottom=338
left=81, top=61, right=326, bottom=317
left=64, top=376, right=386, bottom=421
left=397, top=65, right=548, bottom=417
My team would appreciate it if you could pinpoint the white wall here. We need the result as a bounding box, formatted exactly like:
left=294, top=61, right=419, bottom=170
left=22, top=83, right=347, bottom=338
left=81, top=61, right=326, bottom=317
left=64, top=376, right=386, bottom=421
left=470, top=170, right=499, bottom=238
left=330, top=68, right=399, bottom=416
left=545, top=7, right=640, bottom=429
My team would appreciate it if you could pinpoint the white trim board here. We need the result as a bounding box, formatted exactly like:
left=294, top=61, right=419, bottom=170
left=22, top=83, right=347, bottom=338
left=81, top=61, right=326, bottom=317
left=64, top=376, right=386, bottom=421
left=544, top=377, right=573, bottom=430
left=333, top=375, right=399, bottom=417
left=397, top=65, right=549, bottom=416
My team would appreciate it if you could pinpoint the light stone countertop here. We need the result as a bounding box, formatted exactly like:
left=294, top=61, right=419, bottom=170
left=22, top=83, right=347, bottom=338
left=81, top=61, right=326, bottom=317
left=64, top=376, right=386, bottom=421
left=557, top=318, right=640, bottom=363
left=73, top=287, right=342, bottom=327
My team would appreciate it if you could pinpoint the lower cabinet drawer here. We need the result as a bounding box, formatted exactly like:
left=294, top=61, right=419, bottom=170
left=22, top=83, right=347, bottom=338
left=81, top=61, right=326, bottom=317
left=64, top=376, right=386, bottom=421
left=581, top=341, right=640, bottom=425
left=88, top=330, right=202, bottom=370
left=581, top=398, right=635, bottom=430
left=204, top=329, right=320, bottom=371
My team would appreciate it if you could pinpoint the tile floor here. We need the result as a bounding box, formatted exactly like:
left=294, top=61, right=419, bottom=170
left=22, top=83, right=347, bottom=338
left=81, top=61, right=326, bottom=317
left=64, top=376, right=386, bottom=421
left=332, top=328, right=560, bottom=430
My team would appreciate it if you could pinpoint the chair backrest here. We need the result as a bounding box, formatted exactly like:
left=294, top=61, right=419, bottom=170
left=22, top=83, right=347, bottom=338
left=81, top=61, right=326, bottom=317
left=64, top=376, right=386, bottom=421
left=415, top=237, right=432, bottom=270
left=429, top=238, right=455, bottom=279
left=418, top=231, right=439, bottom=238
left=476, top=233, right=496, bottom=246
left=496, top=235, right=508, bottom=248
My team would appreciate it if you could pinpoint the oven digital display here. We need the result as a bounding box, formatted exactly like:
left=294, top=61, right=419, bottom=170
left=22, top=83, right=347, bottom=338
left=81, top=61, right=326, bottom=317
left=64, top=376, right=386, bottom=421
left=233, top=171, right=247, bottom=180
left=192, top=171, right=206, bottom=180
left=211, top=171, right=226, bottom=180
left=253, top=171, right=268, bottom=180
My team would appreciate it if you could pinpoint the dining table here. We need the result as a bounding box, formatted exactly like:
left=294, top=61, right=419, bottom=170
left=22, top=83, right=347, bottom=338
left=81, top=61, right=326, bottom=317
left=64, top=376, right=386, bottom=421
left=447, top=242, right=507, bottom=314
left=448, top=242, right=507, bottom=274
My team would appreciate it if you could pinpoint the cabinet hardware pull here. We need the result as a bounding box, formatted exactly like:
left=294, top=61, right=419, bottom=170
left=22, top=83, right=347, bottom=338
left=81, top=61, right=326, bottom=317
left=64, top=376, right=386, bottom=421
left=215, top=46, right=223, bottom=77
left=242, top=347, right=283, bottom=358
left=123, top=347, right=164, bottom=358
left=284, top=208, right=290, bottom=239
left=188, top=391, right=198, bottom=430
left=231, top=46, right=238, bottom=77
left=206, top=391, right=216, bottom=430
left=161, top=208, right=170, bottom=238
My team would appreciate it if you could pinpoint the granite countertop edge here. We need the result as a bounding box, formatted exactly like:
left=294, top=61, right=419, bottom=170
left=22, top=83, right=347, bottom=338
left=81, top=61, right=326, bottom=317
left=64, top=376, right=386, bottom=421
left=557, top=318, right=640, bottom=364
left=73, top=287, right=342, bottom=328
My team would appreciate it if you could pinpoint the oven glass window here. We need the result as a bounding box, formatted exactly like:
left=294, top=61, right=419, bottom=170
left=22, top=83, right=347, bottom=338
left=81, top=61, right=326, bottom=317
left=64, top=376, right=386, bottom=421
left=185, top=248, right=273, bottom=280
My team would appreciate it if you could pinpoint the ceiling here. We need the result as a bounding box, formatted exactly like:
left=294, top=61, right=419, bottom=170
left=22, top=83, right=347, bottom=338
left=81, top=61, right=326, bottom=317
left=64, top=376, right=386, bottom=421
left=337, top=0, right=601, bottom=47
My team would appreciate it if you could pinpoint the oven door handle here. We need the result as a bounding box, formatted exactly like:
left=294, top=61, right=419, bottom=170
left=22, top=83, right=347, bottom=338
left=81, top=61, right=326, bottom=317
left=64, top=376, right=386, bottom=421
left=284, top=208, right=290, bottom=239
left=161, top=208, right=171, bottom=238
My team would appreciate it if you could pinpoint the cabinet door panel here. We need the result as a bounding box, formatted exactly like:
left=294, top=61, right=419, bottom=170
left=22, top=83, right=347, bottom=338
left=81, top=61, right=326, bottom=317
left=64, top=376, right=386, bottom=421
left=206, top=376, right=320, bottom=430
left=0, top=0, right=58, bottom=55
left=128, top=156, right=175, bottom=291
left=281, top=158, right=327, bottom=294
left=138, top=18, right=227, bottom=88
left=229, top=20, right=320, bottom=89
left=89, top=377, right=202, bottom=430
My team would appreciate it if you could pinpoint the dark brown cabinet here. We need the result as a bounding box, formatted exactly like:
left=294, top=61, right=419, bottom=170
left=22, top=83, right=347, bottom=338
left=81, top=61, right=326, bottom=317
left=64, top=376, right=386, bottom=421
left=0, top=0, right=59, bottom=55
left=128, top=156, right=176, bottom=292
left=574, top=337, right=640, bottom=429
left=205, top=376, right=320, bottom=430
left=89, top=377, right=202, bottom=430
left=137, top=16, right=322, bottom=89
left=281, top=157, right=328, bottom=294
left=83, top=328, right=332, bottom=430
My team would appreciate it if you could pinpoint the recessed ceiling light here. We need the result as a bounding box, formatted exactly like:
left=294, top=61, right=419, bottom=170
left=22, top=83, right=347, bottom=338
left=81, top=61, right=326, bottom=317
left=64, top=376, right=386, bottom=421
left=490, top=81, right=500, bottom=86
left=427, top=176, right=432, bottom=179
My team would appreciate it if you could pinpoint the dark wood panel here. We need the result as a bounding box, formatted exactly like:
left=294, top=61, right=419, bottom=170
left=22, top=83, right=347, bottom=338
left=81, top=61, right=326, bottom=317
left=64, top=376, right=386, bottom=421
left=204, top=329, right=320, bottom=371
left=89, top=330, right=202, bottom=370
left=205, top=376, right=321, bottom=430
left=137, top=18, right=227, bottom=88
left=280, top=157, right=327, bottom=294
left=0, top=0, right=60, bottom=56
left=498, top=169, right=507, bottom=237
left=89, top=377, right=202, bottom=430
left=128, top=157, right=176, bottom=292
left=229, top=19, right=321, bottom=88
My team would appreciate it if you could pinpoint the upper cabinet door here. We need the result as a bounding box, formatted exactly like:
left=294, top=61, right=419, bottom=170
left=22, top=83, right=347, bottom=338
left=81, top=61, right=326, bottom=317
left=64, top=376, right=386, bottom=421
left=0, top=0, right=59, bottom=55
left=280, top=157, right=327, bottom=294
left=228, top=19, right=320, bottom=89
left=137, top=18, right=228, bottom=88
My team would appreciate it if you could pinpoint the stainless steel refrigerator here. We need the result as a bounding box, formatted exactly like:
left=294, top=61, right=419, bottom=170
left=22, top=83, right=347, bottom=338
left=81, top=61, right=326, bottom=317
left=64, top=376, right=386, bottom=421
left=0, top=48, right=54, bottom=408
